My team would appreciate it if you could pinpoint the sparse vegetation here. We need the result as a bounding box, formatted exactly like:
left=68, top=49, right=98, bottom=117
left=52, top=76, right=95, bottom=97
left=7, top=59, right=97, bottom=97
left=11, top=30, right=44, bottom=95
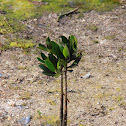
left=0, top=0, right=120, bottom=54
left=112, top=96, right=124, bottom=102
left=104, top=35, right=116, bottom=39
left=17, top=66, right=27, bottom=70
left=18, top=91, right=32, bottom=100
left=9, top=41, right=36, bottom=49
left=78, top=124, right=86, bottom=126
left=47, top=99, right=57, bottom=105
left=95, top=92, right=113, bottom=99
left=87, top=25, right=98, bottom=31
left=42, top=115, right=60, bottom=125
left=0, top=0, right=125, bottom=125
left=92, top=40, right=99, bottom=44
left=0, top=0, right=120, bottom=35
left=0, top=43, right=10, bottom=51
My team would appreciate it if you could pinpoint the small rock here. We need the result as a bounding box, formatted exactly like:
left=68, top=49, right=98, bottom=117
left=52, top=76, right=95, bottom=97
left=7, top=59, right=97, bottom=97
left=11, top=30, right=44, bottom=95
left=7, top=114, right=12, bottom=121
left=123, top=69, right=126, bottom=71
left=8, top=100, right=16, bottom=107
left=0, top=73, right=9, bottom=79
left=18, top=115, right=32, bottom=125
left=81, top=73, right=92, bottom=79
left=0, top=108, right=8, bottom=121
left=67, top=89, right=76, bottom=93
left=0, top=74, right=2, bottom=78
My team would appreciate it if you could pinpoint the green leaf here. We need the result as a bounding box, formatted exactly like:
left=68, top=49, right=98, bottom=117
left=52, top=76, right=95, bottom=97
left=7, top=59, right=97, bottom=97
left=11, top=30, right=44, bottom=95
left=68, top=51, right=83, bottom=68
left=37, top=57, right=45, bottom=63
left=51, top=41, right=64, bottom=59
left=39, top=64, right=48, bottom=71
left=57, top=61, right=60, bottom=70
left=58, top=44, right=64, bottom=53
left=45, top=59, right=56, bottom=72
left=46, top=37, right=52, bottom=49
left=55, top=70, right=61, bottom=78
left=69, top=35, right=77, bottom=52
left=59, top=59, right=67, bottom=66
left=49, top=53, right=58, bottom=69
left=39, top=64, right=55, bottom=76
left=60, top=36, right=69, bottom=45
left=63, top=44, right=70, bottom=58
left=38, top=43, right=48, bottom=51
left=42, top=71, right=55, bottom=76
left=41, top=52, right=47, bottom=60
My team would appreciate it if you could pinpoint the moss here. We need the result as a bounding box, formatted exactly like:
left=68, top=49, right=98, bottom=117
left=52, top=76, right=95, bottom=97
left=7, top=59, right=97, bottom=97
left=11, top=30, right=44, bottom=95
left=58, top=0, right=119, bottom=13
left=78, top=13, right=84, bottom=19
left=0, top=0, right=120, bottom=44
left=116, top=88, right=121, bottom=92
left=95, top=85, right=102, bottom=89
left=119, top=101, right=126, bottom=107
left=9, top=41, right=36, bottom=49
left=78, top=124, right=86, bottom=126
left=95, top=92, right=112, bottom=99
left=34, top=110, right=42, bottom=119
left=118, top=47, right=123, bottom=52
left=88, top=0, right=119, bottom=12
left=7, top=85, right=21, bottom=90
left=21, top=102, right=27, bottom=106
left=47, top=99, right=57, bottom=105
left=17, top=66, right=27, bottom=70
left=46, top=88, right=60, bottom=94
left=112, top=96, right=123, bottom=102
left=0, top=43, right=10, bottom=51
left=104, top=35, right=115, bottom=40
left=109, top=107, right=116, bottom=111
left=87, top=25, right=98, bottom=31
left=18, top=91, right=32, bottom=100
left=42, top=115, right=60, bottom=125
left=34, top=114, right=71, bottom=125
left=37, top=80, right=44, bottom=84
left=92, top=40, right=99, bottom=44
left=0, top=0, right=43, bottom=34
left=54, top=79, right=61, bottom=83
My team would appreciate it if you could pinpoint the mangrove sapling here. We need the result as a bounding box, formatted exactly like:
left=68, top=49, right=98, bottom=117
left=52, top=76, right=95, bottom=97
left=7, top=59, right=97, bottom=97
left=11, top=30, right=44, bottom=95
left=37, top=35, right=83, bottom=126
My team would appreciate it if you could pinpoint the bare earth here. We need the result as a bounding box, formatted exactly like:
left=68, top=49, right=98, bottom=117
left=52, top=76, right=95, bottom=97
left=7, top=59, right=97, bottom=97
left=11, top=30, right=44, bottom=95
left=0, top=6, right=126, bottom=126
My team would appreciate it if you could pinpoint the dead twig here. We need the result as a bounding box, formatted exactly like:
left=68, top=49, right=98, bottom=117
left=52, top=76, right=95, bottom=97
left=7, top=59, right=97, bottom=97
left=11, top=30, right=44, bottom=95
left=57, top=7, right=80, bottom=22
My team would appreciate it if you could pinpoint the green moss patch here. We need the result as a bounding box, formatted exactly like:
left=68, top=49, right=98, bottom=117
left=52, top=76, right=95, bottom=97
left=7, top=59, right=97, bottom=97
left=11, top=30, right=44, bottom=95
left=47, top=99, right=57, bottom=105
left=9, top=41, right=36, bottom=49
left=0, top=0, right=120, bottom=35
left=104, top=35, right=116, bottom=40
left=78, top=124, right=86, bottom=126
left=0, top=0, right=120, bottom=49
left=112, top=96, right=124, bottom=102
left=87, top=25, right=98, bottom=31
left=18, top=91, right=32, bottom=100
left=39, top=115, right=60, bottom=125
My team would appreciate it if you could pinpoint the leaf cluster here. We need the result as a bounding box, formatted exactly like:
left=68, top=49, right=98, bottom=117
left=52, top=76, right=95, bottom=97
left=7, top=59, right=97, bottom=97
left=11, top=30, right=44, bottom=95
left=37, top=35, right=83, bottom=77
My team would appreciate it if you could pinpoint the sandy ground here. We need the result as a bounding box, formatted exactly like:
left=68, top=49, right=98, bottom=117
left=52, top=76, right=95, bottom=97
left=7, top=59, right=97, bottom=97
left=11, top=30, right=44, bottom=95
left=0, top=5, right=126, bottom=126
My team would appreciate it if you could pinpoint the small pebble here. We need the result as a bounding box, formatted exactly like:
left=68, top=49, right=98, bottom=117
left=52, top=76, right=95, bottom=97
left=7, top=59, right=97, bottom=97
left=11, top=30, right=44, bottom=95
left=0, top=73, right=3, bottom=78
left=0, top=73, right=9, bottom=79
left=18, top=115, right=32, bottom=125
left=67, top=89, right=76, bottom=93
left=81, top=73, right=91, bottom=79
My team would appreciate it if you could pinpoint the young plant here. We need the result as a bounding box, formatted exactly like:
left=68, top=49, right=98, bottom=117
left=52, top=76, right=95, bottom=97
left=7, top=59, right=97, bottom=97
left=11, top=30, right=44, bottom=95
left=37, top=35, right=83, bottom=126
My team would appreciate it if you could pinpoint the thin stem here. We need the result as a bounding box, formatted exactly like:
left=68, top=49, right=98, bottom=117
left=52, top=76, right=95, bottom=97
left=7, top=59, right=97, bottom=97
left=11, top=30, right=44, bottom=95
left=64, top=65, right=67, bottom=126
left=60, top=67, right=64, bottom=126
